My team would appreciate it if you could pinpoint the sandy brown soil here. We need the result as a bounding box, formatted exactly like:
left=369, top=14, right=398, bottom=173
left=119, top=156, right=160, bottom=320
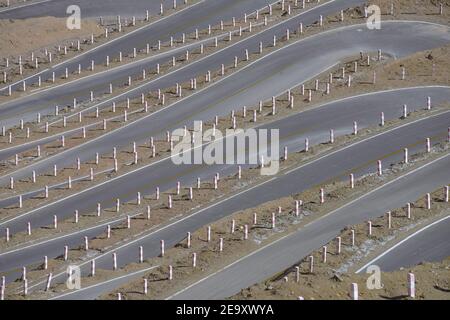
left=0, top=0, right=210, bottom=94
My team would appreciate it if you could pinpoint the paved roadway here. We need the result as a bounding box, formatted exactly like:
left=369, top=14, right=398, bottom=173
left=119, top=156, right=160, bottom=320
left=0, top=0, right=365, bottom=128
left=356, top=215, right=450, bottom=273
left=0, top=0, right=279, bottom=101
left=1, top=20, right=448, bottom=183
left=1, top=86, right=449, bottom=278
left=3, top=108, right=450, bottom=295
left=1, top=86, right=449, bottom=208
left=167, top=152, right=450, bottom=300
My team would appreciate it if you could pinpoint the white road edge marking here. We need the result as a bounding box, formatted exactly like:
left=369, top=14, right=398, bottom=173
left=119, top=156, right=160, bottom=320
left=355, top=214, right=450, bottom=273
left=48, top=264, right=159, bottom=300
left=0, top=0, right=339, bottom=181
left=0, top=0, right=52, bottom=14
left=43, top=114, right=450, bottom=297
left=1, top=90, right=448, bottom=243
left=167, top=152, right=450, bottom=299
left=0, top=0, right=207, bottom=91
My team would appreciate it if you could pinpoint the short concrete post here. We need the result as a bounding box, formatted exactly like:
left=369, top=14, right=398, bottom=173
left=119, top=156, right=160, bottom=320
left=113, top=253, right=117, bottom=270
left=406, top=203, right=411, bottom=219
left=336, top=236, right=342, bottom=254
left=91, top=260, right=96, bottom=277
left=45, top=273, right=52, bottom=291
left=408, top=273, right=415, bottom=298
left=137, top=191, right=141, bottom=205
left=43, top=256, right=48, bottom=270
left=271, top=212, right=276, bottom=229
left=23, top=279, right=28, bottom=296
left=309, top=255, right=314, bottom=273
left=168, top=195, right=173, bottom=209
left=160, top=240, right=165, bottom=257
left=207, top=226, right=211, bottom=242
left=187, top=232, right=191, bottom=248
left=139, top=246, right=144, bottom=263
left=143, top=279, right=148, bottom=295
left=350, top=283, right=358, bottom=300
left=192, top=252, right=197, bottom=267
left=322, top=246, right=327, bottom=263
left=169, top=265, right=173, bottom=280
left=0, top=276, right=5, bottom=300
left=387, top=211, right=392, bottom=229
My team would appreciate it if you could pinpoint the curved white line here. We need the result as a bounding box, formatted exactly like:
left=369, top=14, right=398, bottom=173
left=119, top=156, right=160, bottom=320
left=0, top=0, right=207, bottom=91
left=355, top=214, right=450, bottom=273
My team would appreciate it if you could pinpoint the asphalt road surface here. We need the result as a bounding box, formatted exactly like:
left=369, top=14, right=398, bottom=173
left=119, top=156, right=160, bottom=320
left=1, top=87, right=449, bottom=280
left=0, top=0, right=183, bottom=19
left=1, top=20, right=448, bottom=183
left=1, top=86, right=449, bottom=208
left=4, top=108, right=450, bottom=296
left=356, top=215, right=450, bottom=272
left=0, top=0, right=279, bottom=101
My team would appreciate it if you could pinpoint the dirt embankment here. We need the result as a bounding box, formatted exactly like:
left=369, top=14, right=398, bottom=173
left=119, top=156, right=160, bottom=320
left=0, top=17, right=102, bottom=58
